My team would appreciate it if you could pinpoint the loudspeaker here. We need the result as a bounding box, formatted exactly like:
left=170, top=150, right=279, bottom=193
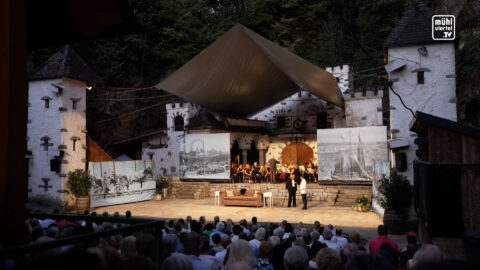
left=50, top=159, right=60, bottom=173
left=395, top=152, right=407, bottom=172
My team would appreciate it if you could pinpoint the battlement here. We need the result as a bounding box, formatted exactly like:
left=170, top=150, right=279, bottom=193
left=343, top=86, right=384, bottom=100
left=166, top=102, right=197, bottom=110
left=325, top=65, right=353, bottom=93
left=325, top=65, right=350, bottom=74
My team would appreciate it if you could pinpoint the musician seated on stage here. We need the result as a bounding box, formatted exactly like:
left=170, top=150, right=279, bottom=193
left=252, top=162, right=262, bottom=182
left=243, top=164, right=253, bottom=180
left=234, top=164, right=244, bottom=183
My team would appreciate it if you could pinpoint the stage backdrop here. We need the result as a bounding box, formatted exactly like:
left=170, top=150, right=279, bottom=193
left=317, top=127, right=388, bottom=181
left=89, top=160, right=155, bottom=207
left=179, top=133, right=230, bottom=179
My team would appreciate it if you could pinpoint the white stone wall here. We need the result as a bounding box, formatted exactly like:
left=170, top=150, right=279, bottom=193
left=60, top=77, right=87, bottom=205
left=388, top=43, right=457, bottom=183
left=27, top=77, right=87, bottom=205
left=141, top=133, right=170, bottom=179
left=249, top=65, right=352, bottom=133
left=249, top=90, right=342, bottom=133
left=344, top=90, right=383, bottom=127
left=141, top=102, right=199, bottom=179
left=28, top=79, right=64, bottom=202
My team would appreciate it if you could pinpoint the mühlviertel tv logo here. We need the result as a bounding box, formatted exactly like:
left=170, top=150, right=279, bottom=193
left=432, top=15, right=455, bottom=40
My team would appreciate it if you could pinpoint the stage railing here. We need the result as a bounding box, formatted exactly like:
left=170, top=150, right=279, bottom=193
left=0, top=213, right=163, bottom=268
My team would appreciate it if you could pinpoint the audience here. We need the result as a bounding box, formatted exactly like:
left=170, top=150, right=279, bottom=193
left=17, top=212, right=460, bottom=270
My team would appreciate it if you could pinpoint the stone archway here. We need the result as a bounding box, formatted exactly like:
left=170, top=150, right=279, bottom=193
left=281, top=142, right=313, bottom=165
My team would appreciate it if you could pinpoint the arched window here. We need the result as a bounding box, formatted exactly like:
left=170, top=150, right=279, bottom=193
left=174, top=115, right=184, bottom=131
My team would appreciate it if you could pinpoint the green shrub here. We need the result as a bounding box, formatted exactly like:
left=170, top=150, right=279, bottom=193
left=66, top=169, right=92, bottom=197
left=354, top=194, right=369, bottom=206
left=377, top=171, right=412, bottom=213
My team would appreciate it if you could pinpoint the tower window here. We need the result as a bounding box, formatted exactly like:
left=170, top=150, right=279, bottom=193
left=71, top=98, right=81, bottom=109
left=40, top=136, right=51, bottom=151
left=417, top=71, right=424, bottom=84
left=174, top=115, right=184, bottom=131
left=71, top=136, right=80, bottom=151
left=317, top=112, right=328, bottom=129
left=276, top=115, right=286, bottom=129
left=41, top=96, right=52, bottom=108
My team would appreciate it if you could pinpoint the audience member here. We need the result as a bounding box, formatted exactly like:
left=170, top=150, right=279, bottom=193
left=322, top=228, right=341, bottom=253
left=283, top=245, right=308, bottom=270
left=183, top=232, right=216, bottom=270
left=316, top=248, right=342, bottom=270
left=225, top=239, right=256, bottom=269
left=399, top=232, right=420, bottom=269
left=255, top=241, right=274, bottom=270
left=368, top=225, right=398, bottom=254
left=161, top=253, right=194, bottom=270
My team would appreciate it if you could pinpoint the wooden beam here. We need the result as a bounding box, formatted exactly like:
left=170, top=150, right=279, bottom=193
left=0, top=0, right=28, bottom=247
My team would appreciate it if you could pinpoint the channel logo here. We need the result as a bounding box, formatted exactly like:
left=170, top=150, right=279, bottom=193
left=432, top=15, right=455, bottom=40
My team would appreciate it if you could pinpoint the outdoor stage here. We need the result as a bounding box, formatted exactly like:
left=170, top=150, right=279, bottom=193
left=94, top=198, right=405, bottom=244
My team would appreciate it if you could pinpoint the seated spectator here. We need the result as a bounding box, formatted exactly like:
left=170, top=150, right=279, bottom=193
left=199, top=234, right=221, bottom=269
left=409, top=244, right=443, bottom=269
left=322, top=229, right=341, bottom=253
left=399, top=232, right=421, bottom=269
left=121, top=235, right=137, bottom=259
left=232, top=225, right=243, bottom=242
left=348, top=231, right=365, bottom=251
left=283, top=223, right=294, bottom=240
left=332, top=229, right=348, bottom=248
left=273, top=227, right=284, bottom=239
left=249, top=227, right=265, bottom=251
left=283, top=245, right=309, bottom=270
left=212, top=233, right=224, bottom=253
left=123, top=233, right=156, bottom=270
left=125, top=210, right=131, bottom=218
left=255, top=241, right=274, bottom=270
left=184, top=232, right=216, bottom=270
left=225, top=239, right=256, bottom=269
left=215, top=236, right=232, bottom=267
left=162, top=234, right=178, bottom=259
left=204, top=223, right=214, bottom=236
left=369, top=225, right=398, bottom=254
left=240, top=219, right=251, bottom=236
left=316, top=248, right=342, bottom=270
left=268, top=236, right=280, bottom=248
left=161, top=253, right=194, bottom=270
left=379, top=242, right=399, bottom=267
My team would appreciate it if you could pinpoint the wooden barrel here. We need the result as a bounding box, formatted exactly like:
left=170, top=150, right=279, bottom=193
left=76, top=195, right=90, bottom=213
left=383, top=210, right=406, bottom=235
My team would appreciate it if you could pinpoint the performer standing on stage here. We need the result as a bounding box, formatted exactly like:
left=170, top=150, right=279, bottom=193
left=300, top=176, right=307, bottom=210
left=285, top=174, right=297, bottom=207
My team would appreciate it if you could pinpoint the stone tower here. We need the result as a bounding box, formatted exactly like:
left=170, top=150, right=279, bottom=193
left=385, top=1, right=457, bottom=183
left=27, top=45, right=103, bottom=207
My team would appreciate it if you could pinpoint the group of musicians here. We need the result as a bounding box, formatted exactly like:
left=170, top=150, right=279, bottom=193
left=230, top=161, right=318, bottom=184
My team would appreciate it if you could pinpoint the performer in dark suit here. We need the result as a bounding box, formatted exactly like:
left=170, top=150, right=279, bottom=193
left=285, top=173, right=297, bottom=207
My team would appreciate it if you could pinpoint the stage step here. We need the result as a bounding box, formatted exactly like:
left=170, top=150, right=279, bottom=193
left=174, top=182, right=211, bottom=200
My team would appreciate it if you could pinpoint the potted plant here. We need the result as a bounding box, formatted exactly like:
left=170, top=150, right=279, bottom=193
left=376, top=171, right=413, bottom=235
left=66, top=169, right=92, bottom=213
left=353, top=194, right=370, bottom=212
left=155, top=188, right=163, bottom=200
left=159, top=176, right=170, bottom=199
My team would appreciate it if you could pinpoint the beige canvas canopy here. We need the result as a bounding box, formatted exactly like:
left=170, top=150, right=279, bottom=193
left=156, top=24, right=343, bottom=117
